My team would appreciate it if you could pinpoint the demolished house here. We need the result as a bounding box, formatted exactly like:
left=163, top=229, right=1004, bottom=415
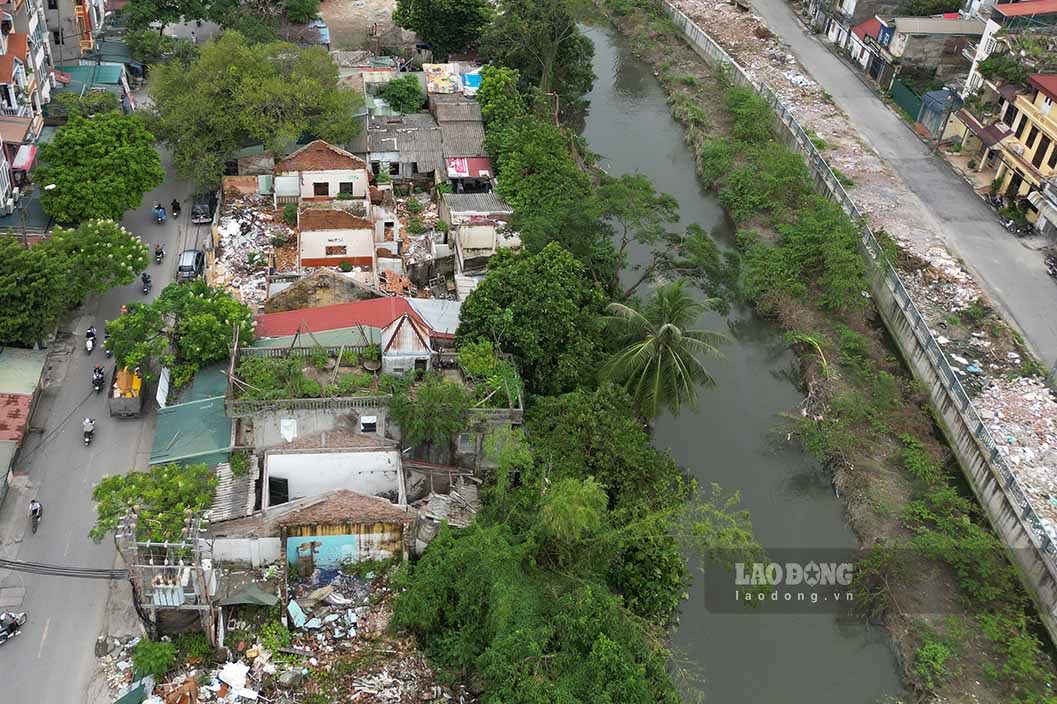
left=298, top=205, right=376, bottom=273
left=365, top=113, right=444, bottom=184
left=439, top=192, right=518, bottom=273
left=274, top=139, right=371, bottom=202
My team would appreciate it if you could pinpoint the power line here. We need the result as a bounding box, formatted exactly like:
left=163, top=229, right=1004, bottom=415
left=0, top=557, right=126, bottom=580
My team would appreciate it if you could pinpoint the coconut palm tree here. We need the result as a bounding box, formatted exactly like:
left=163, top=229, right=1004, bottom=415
left=601, top=280, right=726, bottom=419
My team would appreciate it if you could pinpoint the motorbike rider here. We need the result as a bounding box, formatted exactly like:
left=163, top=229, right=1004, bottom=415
left=0, top=611, right=19, bottom=638
left=82, top=416, right=95, bottom=437
left=141, top=271, right=152, bottom=288
left=29, top=499, right=41, bottom=521
left=92, top=364, right=105, bottom=385
left=171, top=198, right=181, bottom=215
left=153, top=203, right=166, bottom=221
left=86, top=326, right=97, bottom=344
left=154, top=243, right=165, bottom=258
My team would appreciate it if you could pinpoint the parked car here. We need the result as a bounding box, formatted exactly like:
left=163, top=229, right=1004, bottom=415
left=190, top=192, right=218, bottom=225
left=177, top=249, right=205, bottom=282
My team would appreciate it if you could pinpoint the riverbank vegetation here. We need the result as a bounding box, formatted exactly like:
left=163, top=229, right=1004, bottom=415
left=598, top=0, right=1057, bottom=700
left=390, top=0, right=763, bottom=700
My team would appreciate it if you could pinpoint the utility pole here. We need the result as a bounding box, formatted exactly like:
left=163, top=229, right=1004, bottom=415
left=546, top=91, right=559, bottom=126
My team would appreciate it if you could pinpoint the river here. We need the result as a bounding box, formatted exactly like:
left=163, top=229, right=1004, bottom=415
left=580, top=23, right=905, bottom=702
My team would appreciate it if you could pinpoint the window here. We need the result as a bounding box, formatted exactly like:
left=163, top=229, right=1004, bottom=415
left=1026, top=126, right=1039, bottom=149
left=47, top=0, right=57, bottom=8
left=389, top=162, right=400, bottom=176
left=338, top=181, right=354, bottom=194
left=1016, top=116, right=1031, bottom=141
left=985, top=36, right=997, bottom=55
left=370, top=161, right=380, bottom=174
left=1033, top=135, right=1051, bottom=169
left=268, top=477, right=289, bottom=506
left=457, top=433, right=476, bottom=453
left=312, top=182, right=329, bottom=196
left=1048, top=148, right=1057, bottom=170
left=1042, top=96, right=1053, bottom=116
left=325, top=245, right=347, bottom=256
left=52, top=30, right=61, bottom=45
left=1003, top=104, right=1019, bottom=128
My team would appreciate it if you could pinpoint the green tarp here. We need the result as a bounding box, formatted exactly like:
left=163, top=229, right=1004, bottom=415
left=150, top=396, right=231, bottom=467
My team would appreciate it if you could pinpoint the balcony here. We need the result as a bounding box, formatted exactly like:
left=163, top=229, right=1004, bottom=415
left=0, top=104, right=30, bottom=117
left=963, top=41, right=978, bottom=62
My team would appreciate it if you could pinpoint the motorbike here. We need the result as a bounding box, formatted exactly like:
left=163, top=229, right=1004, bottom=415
left=93, top=374, right=105, bottom=394
left=0, top=612, right=27, bottom=645
left=154, top=208, right=166, bottom=225
left=85, top=336, right=95, bottom=354
left=104, top=337, right=112, bottom=358
left=142, top=277, right=152, bottom=295
left=154, top=247, right=164, bottom=265
left=30, top=509, right=41, bottom=534
left=84, top=427, right=95, bottom=446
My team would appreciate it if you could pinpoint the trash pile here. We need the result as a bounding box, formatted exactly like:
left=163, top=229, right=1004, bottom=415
left=98, top=635, right=141, bottom=692
left=978, top=377, right=1057, bottom=535
left=215, top=194, right=296, bottom=309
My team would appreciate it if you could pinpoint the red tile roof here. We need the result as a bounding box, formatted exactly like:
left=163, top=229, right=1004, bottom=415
left=255, top=297, right=429, bottom=338
left=7, top=33, right=28, bottom=62
left=299, top=208, right=373, bottom=231
left=995, top=0, right=1057, bottom=17
left=852, top=18, right=882, bottom=41
left=276, top=490, right=414, bottom=526
left=0, top=393, right=32, bottom=444
left=275, top=140, right=367, bottom=174
left=0, top=54, right=15, bottom=84
left=1029, top=74, right=1057, bottom=102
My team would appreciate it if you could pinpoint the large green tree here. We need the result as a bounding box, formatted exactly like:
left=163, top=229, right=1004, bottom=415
left=601, top=280, right=726, bottom=419
left=105, top=279, right=253, bottom=378
left=389, top=373, right=473, bottom=448
left=38, top=113, right=164, bottom=224
left=0, top=223, right=148, bottom=346
left=0, top=236, right=65, bottom=345
left=456, top=242, right=606, bottom=396
left=50, top=220, right=150, bottom=303
left=481, top=0, right=594, bottom=106
left=149, top=32, right=361, bottom=187
left=394, top=0, right=494, bottom=59
left=90, top=462, right=217, bottom=542
left=121, top=0, right=210, bottom=33
left=379, top=75, right=426, bottom=114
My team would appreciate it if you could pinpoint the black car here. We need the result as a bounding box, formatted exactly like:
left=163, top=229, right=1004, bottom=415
left=177, top=249, right=205, bottom=282
left=190, top=192, right=218, bottom=225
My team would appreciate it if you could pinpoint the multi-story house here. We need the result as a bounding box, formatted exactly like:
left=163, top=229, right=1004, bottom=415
left=991, top=74, right=1057, bottom=215
left=0, top=0, right=53, bottom=117
left=44, top=0, right=104, bottom=64
left=963, top=0, right=1057, bottom=98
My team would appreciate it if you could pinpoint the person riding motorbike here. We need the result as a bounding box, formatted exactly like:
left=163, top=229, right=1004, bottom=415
left=154, top=243, right=165, bottom=259
left=171, top=198, right=181, bottom=216
left=86, top=326, right=97, bottom=343
left=153, top=203, right=166, bottom=222
left=92, top=365, right=104, bottom=384
left=141, top=272, right=152, bottom=287
left=0, top=611, right=20, bottom=638
left=29, top=499, right=41, bottom=521
left=83, top=417, right=95, bottom=436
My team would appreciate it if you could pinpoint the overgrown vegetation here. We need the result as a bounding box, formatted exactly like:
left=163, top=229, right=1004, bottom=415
left=600, top=0, right=1057, bottom=698
left=234, top=354, right=380, bottom=399
left=389, top=373, right=473, bottom=448
left=379, top=75, right=426, bottom=114
left=133, top=639, right=177, bottom=679
left=91, top=463, right=217, bottom=543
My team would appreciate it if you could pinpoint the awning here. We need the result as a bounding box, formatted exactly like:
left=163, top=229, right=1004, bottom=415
left=955, top=109, right=1009, bottom=147
left=446, top=156, right=492, bottom=179
left=11, top=144, right=36, bottom=171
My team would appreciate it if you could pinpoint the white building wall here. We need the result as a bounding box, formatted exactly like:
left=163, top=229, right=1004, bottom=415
left=300, top=227, right=375, bottom=263
left=298, top=169, right=370, bottom=199
left=211, top=537, right=282, bottom=567
left=265, top=450, right=405, bottom=505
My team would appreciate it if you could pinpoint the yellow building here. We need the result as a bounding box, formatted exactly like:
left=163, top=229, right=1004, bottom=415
left=994, top=74, right=1057, bottom=220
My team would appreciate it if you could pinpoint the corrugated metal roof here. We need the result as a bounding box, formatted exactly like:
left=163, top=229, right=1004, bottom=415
left=58, top=63, right=124, bottom=85
left=367, top=114, right=444, bottom=171
left=432, top=96, right=483, bottom=123
left=150, top=396, right=232, bottom=466
left=0, top=348, right=46, bottom=396
left=441, top=192, right=513, bottom=215
left=0, top=394, right=32, bottom=443
left=381, top=314, right=432, bottom=355
left=440, top=121, right=487, bottom=158
left=408, top=299, right=461, bottom=337
left=209, top=460, right=258, bottom=523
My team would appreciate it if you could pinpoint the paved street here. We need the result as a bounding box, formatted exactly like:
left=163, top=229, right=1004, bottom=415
left=0, top=148, right=201, bottom=703
left=751, top=0, right=1057, bottom=369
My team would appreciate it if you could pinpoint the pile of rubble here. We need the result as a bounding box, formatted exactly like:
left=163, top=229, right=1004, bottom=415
left=97, top=635, right=141, bottom=692
left=977, top=377, right=1057, bottom=535
left=215, top=193, right=296, bottom=310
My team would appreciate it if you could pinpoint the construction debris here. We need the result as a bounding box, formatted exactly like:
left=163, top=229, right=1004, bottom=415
left=978, top=377, right=1057, bottom=537
left=214, top=193, right=297, bottom=310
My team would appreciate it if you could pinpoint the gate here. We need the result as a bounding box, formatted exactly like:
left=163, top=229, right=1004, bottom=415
left=890, top=79, right=922, bottom=120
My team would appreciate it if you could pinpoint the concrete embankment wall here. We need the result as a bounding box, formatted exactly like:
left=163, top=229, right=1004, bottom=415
left=658, top=2, right=1057, bottom=641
